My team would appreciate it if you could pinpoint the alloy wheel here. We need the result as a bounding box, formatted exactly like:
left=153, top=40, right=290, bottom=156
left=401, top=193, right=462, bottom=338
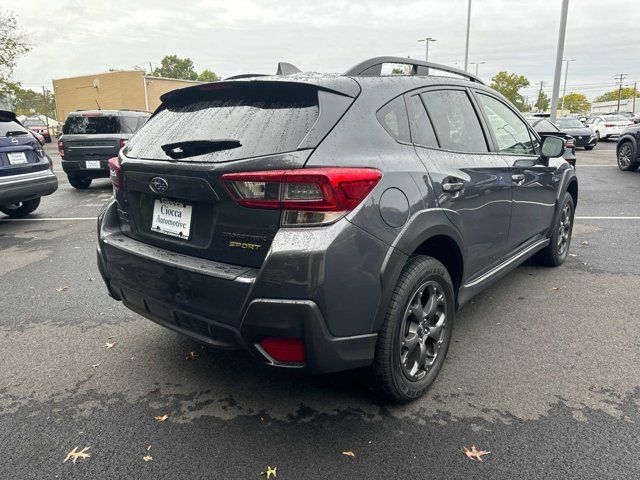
left=557, top=203, right=572, bottom=257
left=618, top=143, right=632, bottom=168
left=399, top=281, right=447, bottom=381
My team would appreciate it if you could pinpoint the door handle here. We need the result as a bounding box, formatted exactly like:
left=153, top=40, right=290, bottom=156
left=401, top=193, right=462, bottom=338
left=511, top=174, right=525, bottom=185
left=442, top=180, right=465, bottom=193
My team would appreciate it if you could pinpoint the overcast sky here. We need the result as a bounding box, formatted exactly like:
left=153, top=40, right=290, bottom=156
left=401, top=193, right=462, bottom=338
left=7, top=0, right=640, bottom=101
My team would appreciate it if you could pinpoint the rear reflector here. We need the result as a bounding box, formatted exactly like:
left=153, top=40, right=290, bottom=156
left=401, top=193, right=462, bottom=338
left=108, top=157, right=122, bottom=189
left=259, top=337, right=306, bottom=363
left=222, top=167, right=382, bottom=226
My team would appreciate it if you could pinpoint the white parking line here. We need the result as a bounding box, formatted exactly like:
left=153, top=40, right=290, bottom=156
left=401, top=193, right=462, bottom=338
left=576, top=216, right=640, bottom=220
left=0, top=217, right=97, bottom=222
left=578, top=165, right=617, bottom=167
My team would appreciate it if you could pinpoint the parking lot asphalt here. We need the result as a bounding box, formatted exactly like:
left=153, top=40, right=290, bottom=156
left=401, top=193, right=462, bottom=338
left=1, top=141, right=639, bottom=479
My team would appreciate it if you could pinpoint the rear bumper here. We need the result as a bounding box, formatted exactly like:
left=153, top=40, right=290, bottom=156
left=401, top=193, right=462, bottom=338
left=62, top=159, right=110, bottom=178
left=96, top=201, right=381, bottom=373
left=0, top=169, right=58, bottom=206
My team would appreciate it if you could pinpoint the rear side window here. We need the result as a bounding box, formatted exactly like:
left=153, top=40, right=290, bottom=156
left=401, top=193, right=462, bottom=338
left=476, top=93, right=536, bottom=155
left=119, top=116, right=139, bottom=133
left=376, top=96, right=410, bottom=142
left=63, top=115, right=120, bottom=134
left=406, top=94, right=438, bottom=147
left=135, top=116, right=149, bottom=131
left=421, top=90, right=488, bottom=153
left=0, top=119, right=29, bottom=136
left=126, top=85, right=320, bottom=162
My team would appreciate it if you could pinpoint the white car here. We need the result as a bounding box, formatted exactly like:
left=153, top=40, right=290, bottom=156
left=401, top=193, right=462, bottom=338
left=585, top=115, right=633, bottom=140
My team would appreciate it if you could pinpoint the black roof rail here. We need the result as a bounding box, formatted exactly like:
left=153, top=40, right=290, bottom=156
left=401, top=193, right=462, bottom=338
left=343, top=56, right=485, bottom=85
left=224, top=73, right=269, bottom=80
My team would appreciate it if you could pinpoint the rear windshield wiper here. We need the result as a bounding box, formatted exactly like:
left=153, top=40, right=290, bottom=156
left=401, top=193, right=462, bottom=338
left=161, top=139, right=242, bottom=159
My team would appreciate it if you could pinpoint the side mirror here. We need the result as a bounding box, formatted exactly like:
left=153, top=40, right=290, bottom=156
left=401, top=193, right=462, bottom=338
left=541, top=136, right=565, bottom=158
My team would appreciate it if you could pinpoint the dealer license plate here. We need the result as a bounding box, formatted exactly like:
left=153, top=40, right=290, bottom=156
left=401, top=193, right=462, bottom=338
left=151, top=198, right=193, bottom=239
left=85, top=160, right=101, bottom=169
left=7, top=152, right=28, bottom=165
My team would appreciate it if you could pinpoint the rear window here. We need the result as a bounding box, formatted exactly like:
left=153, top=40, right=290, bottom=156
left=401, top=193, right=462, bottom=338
left=0, top=119, right=29, bottom=136
left=556, top=118, right=583, bottom=128
left=22, top=119, right=46, bottom=127
left=63, top=115, right=120, bottom=134
left=604, top=115, right=627, bottom=122
left=125, top=85, right=320, bottom=162
left=532, top=119, right=559, bottom=132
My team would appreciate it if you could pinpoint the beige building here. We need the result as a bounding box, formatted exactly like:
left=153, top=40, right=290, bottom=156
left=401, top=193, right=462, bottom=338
left=52, top=70, right=203, bottom=121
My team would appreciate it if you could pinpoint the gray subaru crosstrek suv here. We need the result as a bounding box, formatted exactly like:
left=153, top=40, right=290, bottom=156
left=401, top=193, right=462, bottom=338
left=97, top=57, right=577, bottom=401
left=59, top=109, right=150, bottom=189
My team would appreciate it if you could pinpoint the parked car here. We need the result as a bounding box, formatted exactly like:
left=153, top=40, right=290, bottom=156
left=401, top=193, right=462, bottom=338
left=585, top=114, right=633, bottom=141
left=0, top=110, right=58, bottom=218
left=555, top=117, right=597, bottom=150
left=96, top=57, right=577, bottom=402
left=30, top=130, right=46, bottom=146
left=616, top=123, right=640, bottom=171
left=524, top=116, right=577, bottom=167
left=59, top=109, right=151, bottom=189
left=22, top=117, right=51, bottom=143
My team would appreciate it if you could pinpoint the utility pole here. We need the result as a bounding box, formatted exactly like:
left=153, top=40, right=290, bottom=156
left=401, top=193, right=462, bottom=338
left=560, top=58, right=575, bottom=115
left=550, top=0, right=569, bottom=122
left=418, top=37, right=436, bottom=63
left=470, top=61, right=485, bottom=77
left=41, top=86, right=50, bottom=137
left=464, top=0, right=472, bottom=71
left=614, top=73, right=628, bottom=112
left=537, top=81, right=545, bottom=111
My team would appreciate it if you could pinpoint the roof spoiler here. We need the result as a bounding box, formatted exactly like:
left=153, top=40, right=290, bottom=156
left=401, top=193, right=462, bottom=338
left=343, top=56, right=485, bottom=85
left=225, top=61, right=302, bottom=80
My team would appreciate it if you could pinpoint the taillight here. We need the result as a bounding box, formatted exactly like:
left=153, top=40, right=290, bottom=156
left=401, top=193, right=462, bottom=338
left=57, top=140, right=64, bottom=157
left=119, top=138, right=127, bottom=150
left=604, top=123, right=615, bottom=127
left=222, top=168, right=382, bottom=226
left=565, top=139, right=575, bottom=148
left=108, top=157, right=122, bottom=189
left=259, top=337, right=306, bottom=363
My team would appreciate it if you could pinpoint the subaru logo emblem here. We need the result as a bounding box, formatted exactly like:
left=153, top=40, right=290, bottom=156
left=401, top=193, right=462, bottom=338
left=149, top=177, right=169, bottom=194
left=10, top=137, right=18, bottom=145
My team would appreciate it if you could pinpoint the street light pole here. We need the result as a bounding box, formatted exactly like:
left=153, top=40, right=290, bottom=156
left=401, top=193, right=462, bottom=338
left=550, top=0, right=570, bottom=122
left=418, top=37, right=436, bottom=63
left=470, top=61, right=485, bottom=77
left=464, top=0, right=472, bottom=71
left=560, top=58, right=575, bottom=115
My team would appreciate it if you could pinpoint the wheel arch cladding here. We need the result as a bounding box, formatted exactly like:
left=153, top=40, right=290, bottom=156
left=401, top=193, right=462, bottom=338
left=566, top=180, right=578, bottom=210
left=411, top=234, right=464, bottom=297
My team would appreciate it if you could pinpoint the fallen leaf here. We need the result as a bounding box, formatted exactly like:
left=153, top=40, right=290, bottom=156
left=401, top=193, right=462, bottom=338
left=342, top=451, right=356, bottom=458
left=88, top=277, right=95, bottom=282
left=143, top=455, right=153, bottom=462
left=104, top=342, right=115, bottom=349
left=581, top=241, right=589, bottom=246
left=463, top=445, right=491, bottom=462
left=569, top=253, right=578, bottom=257
left=91, top=363, right=100, bottom=368
left=56, top=285, right=70, bottom=292
left=551, top=287, right=559, bottom=291
left=147, top=445, right=152, bottom=451
left=64, top=446, right=91, bottom=463
left=185, top=351, right=198, bottom=361
left=259, top=466, right=277, bottom=479
left=154, top=414, right=169, bottom=422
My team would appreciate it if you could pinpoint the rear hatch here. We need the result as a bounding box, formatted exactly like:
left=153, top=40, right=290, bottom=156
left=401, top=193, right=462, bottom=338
left=0, top=113, right=47, bottom=176
left=116, top=78, right=359, bottom=268
left=61, top=113, right=123, bottom=161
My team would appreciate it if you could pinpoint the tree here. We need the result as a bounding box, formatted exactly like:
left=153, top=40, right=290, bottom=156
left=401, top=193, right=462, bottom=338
left=560, top=92, right=591, bottom=114
left=490, top=71, right=530, bottom=110
left=151, top=55, right=198, bottom=80
left=198, top=69, right=220, bottom=82
left=535, top=90, right=550, bottom=112
left=594, top=87, right=639, bottom=103
left=0, top=12, right=31, bottom=92
left=8, top=85, right=56, bottom=118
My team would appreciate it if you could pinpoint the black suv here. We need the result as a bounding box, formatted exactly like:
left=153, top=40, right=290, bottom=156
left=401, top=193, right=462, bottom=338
left=59, top=109, right=150, bottom=189
left=97, top=57, right=577, bottom=401
left=616, top=123, right=640, bottom=171
left=0, top=110, right=58, bottom=218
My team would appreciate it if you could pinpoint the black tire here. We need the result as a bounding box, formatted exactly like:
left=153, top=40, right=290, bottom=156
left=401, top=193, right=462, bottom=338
left=536, top=192, right=574, bottom=267
left=595, top=131, right=601, bottom=141
left=68, top=175, right=92, bottom=189
left=584, top=145, right=594, bottom=151
left=0, top=197, right=41, bottom=218
left=373, top=255, right=455, bottom=403
left=617, top=141, right=639, bottom=172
